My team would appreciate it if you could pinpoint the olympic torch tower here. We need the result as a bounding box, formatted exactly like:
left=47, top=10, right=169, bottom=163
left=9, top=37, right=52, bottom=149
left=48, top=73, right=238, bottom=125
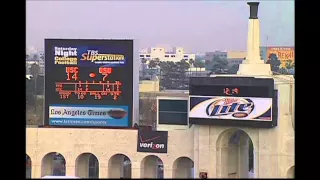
left=237, top=2, right=272, bottom=75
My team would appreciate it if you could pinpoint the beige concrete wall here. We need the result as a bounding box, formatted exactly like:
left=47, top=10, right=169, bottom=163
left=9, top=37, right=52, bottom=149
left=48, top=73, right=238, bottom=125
left=26, top=128, right=194, bottom=178
left=139, top=80, right=159, bottom=92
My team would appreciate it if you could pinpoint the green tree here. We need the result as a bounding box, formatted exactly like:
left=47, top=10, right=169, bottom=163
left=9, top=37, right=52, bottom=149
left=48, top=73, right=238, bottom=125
left=210, top=55, right=228, bottom=74
left=278, top=67, right=288, bottom=74
left=159, top=61, right=174, bottom=90
left=228, top=64, right=239, bottom=74
left=204, top=60, right=211, bottom=69
left=194, top=60, right=205, bottom=68
left=266, top=53, right=281, bottom=72
left=285, top=60, right=294, bottom=69
left=141, top=58, right=147, bottom=64
left=141, top=58, right=147, bottom=79
left=148, top=58, right=160, bottom=69
left=159, top=60, right=190, bottom=90
left=29, top=63, right=40, bottom=111
left=30, top=63, right=40, bottom=93
left=26, top=79, right=36, bottom=106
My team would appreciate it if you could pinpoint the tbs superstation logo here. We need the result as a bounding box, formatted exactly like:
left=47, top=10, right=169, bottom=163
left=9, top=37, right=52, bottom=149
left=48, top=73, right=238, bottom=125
left=80, top=50, right=126, bottom=66
left=54, top=47, right=78, bottom=65
left=189, top=96, right=272, bottom=121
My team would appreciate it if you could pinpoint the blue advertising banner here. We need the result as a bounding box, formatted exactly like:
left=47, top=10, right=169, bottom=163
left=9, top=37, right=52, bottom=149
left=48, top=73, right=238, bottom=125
left=49, top=105, right=129, bottom=127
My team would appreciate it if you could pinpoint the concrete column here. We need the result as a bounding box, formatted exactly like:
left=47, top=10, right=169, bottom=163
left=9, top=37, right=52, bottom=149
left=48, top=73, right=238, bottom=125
left=66, top=165, right=76, bottom=176
left=164, top=168, right=173, bottom=178
left=254, top=150, right=259, bottom=178
left=237, top=2, right=272, bottom=75
left=197, top=126, right=210, bottom=176
left=193, top=126, right=200, bottom=178
left=99, top=167, right=108, bottom=179
left=32, top=163, right=42, bottom=178
left=131, top=161, right=141, bottom=178
left=245, top=19, right=261, bottom=64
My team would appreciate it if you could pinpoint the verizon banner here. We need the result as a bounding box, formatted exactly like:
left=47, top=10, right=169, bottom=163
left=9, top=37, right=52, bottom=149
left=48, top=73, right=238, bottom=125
left=137, top=130, right=168, bottom=153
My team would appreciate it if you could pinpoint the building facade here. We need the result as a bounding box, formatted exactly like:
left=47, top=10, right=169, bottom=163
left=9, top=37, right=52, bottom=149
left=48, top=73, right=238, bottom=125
left=226, top=51, right=246, bottom=67
left=139, top=47, right=196, bottom=62
left=204, top=51, right=227, bottom=61
left=26, top=75, right=294, bottom=179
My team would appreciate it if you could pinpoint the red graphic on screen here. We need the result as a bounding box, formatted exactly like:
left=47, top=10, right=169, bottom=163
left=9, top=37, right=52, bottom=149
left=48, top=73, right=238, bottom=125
left=89, top=72, right=96, bottom=78
left=223, top=88, right=240, bottom=96
left=55, top=67, right=122, bottom=100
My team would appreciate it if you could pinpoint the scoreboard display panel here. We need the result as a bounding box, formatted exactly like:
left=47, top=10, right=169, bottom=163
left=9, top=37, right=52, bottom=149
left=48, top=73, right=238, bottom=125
left=44, top=39, right=133, bottom=127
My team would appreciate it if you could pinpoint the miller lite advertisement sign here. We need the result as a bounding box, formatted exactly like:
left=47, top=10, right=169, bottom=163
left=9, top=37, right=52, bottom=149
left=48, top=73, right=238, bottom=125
left=189, top=96, right=272, bottom=121
left=188, top=77, right=277, bottom=128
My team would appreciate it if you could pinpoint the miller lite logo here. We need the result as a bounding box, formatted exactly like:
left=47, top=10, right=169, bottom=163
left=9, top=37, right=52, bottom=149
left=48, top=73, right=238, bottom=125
left=189, top=96, right=272, bottom=121
left=205, top=98, right=254, bottom=118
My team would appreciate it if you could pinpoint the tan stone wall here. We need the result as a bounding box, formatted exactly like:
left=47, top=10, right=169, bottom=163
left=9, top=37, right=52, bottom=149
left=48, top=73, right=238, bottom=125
left=26, top=128, right=194, bottom=178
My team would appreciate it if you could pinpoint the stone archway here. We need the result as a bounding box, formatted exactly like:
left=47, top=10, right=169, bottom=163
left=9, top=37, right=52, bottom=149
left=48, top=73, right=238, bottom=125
left=75, top=153, right=99, bottom=178
left=108, top=154, right=131, bottom=178
left=26, top=154, right=32, bottom=179
left=172, top=157, right=194, bottom=178
left=216, top=128, right=255, bottom=178
left=41, top=152, right=66, bottom=177
left=140, top=155, right=163, bottom=178
left=287, top=166, right=294, bottom=178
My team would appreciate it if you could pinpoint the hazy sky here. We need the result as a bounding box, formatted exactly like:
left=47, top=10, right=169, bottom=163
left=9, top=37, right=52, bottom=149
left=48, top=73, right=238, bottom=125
left=26, top=0, right=294, bottom=53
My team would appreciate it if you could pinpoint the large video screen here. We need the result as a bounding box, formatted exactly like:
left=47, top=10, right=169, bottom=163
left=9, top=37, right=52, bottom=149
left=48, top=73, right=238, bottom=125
left=44, top=39, right=133, bottom=127
left=188, top=77, right=277, bottom=128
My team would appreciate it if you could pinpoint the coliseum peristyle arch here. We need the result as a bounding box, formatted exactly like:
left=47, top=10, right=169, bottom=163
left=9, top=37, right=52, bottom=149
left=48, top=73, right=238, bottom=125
left=26, top=124, right=294, bottom=178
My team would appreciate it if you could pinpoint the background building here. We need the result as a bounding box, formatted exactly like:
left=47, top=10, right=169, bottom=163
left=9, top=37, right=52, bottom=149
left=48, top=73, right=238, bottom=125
left=226, top=51, right=246, bottom=67
left=204, top=51, right=227, bottom=61
left=139, top=47, right=196, bottom=62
